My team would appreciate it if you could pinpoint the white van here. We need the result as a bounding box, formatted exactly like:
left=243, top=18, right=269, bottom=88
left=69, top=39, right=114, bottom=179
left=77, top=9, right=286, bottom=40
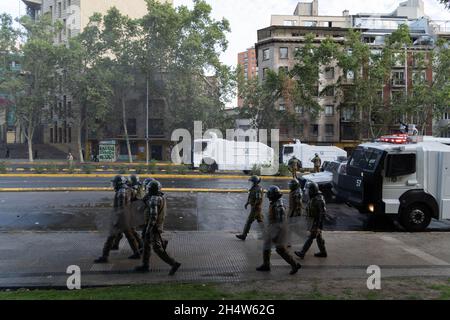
left=282, top=140, right=347, bottom=169
left=193, top=133, right=276, bottom=174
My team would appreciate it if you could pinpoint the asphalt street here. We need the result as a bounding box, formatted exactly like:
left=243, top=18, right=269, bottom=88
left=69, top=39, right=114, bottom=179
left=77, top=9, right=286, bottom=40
left=0, top=191, right=449, bottom=232
left=0, top=176, right=285, bottom=189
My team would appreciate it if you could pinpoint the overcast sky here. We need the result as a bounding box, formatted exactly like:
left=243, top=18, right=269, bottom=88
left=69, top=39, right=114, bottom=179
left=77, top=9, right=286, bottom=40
left=2, top=0, right=450, bottom=67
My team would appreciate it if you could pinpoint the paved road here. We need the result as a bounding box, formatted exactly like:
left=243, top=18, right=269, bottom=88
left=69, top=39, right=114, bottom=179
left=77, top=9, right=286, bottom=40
left=1, top=192, right=449, bottom=232
left=0, top=176, right=288, bottom=190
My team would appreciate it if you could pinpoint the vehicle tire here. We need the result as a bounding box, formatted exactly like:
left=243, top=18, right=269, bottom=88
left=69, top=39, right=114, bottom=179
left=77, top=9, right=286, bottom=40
left=207, top=162, right=217, bottom=174
left=399, top=203, right=431, bottom=232
left=243, top=170, right=250, bottom=175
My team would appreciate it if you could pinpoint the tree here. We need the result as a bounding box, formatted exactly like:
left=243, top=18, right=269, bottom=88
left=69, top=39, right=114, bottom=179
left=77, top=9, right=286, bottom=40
left=100, top=7, right=142, bottom=163
left=58, top=13, right=113, bottom=162
left=431, top=39, right=450, bottom=135
left=139, top=0, right=233, bottom=134
left=439, top=0, right=450, bottom=9
left=1, top=14, right=62, bottom=161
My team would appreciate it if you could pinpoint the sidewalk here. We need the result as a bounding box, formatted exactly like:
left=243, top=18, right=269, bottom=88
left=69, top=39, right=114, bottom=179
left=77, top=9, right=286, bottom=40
left=0, top=231, right=449, bottom=288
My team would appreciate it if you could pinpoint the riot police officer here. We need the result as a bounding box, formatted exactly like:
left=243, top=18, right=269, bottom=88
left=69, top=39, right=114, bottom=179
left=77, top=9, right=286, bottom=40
left=236, top=175, right=264, bottom=241
left=94, top=175, right=141, bottom=263
left=111, top=174, right=145, bottom=251
left=288, top=179, right=303, bottom=218
left=256, top=186, right=301, bottom=275
left=288, top=156, right=302, bottom=179
left=135, top=180, right=181, bottom=275
left=295, top=182, right=327, bottom=259
left=311, top=154, right=322, bottom=173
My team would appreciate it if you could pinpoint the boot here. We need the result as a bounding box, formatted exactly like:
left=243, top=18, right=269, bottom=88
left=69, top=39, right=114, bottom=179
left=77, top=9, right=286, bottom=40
left=94, top=256, right=108, bottom=264
left=128, top=252, right=141, bottom=260
left=163, top=239, right=169, bottom=250
left=315, top=236, right=327, bottom=258
left=276, top=247, right=301, bottom=275
left=290, top=263, right=302, bottom=275
left=169, top=262, right=181, bottom=276
left=236, top=234, right=246, bottom=241
left=256, top=250, right=271, bottom=272
left=296, top=236, right=314, bottom=259
left=134, top=265, right=150, bottom=273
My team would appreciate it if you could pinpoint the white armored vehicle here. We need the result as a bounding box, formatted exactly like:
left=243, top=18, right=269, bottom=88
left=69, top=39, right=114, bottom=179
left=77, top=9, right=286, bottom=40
left=334, top=135, right=450, bottom=231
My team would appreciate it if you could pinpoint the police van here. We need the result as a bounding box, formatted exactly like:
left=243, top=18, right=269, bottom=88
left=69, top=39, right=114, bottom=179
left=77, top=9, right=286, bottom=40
left=334, top=134, right=450, bottom=231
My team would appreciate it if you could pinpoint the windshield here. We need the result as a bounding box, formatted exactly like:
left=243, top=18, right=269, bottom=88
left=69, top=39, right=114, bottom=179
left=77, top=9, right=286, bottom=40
left=325, top=162, right=339, bottom=174
left=284, top=146, right=294, bottom=155
left=348, top=147, right=383, bottom=172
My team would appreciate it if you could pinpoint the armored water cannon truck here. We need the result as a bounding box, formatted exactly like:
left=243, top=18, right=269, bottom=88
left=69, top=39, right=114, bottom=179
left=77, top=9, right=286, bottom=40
left=334, top=134, right=450, bottom=231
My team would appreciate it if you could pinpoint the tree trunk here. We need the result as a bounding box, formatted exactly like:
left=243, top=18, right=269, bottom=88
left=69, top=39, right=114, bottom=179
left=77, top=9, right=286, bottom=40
left=27, top=136, right=33, bottom=162
left=77, top=117, right=85, bottom=163
left=122, top=96, right=133, bottom=163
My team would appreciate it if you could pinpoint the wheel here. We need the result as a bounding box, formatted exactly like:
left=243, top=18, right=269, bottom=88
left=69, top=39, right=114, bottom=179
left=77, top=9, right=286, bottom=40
left=399, top=203, right=431, bottom=232
left=207, top=162, right=217, bottom=174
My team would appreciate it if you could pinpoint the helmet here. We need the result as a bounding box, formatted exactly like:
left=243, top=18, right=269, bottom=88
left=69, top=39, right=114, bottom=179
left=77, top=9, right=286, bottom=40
left=128, top=174, right=140, bottom=186
left=266, top=185, right=282, bottom=201
left=315, top=153, right=319, bottom=157
left=248, top=175, right=261, bottom=185
left=307, top=181, right=321, bottom=198
left=288, top=179, right=300, bottom=191
left=147, top=180, right=162, bottom=196
left=143, top=178, right=155, bottom=191
left=111, top=175, right=127, bottom=190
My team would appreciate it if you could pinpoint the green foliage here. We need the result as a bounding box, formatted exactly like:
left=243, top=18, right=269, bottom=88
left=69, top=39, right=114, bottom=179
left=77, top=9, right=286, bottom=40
left=278, top=164, right=290, bottom=177
left=34, top=166, right=46, bottom=174
left=82, top=165, right=95, bottom=174
left=177, top=165, right=188, bottom=175
left=118, top=166, right=127, bottom=174
left=48, top=165, right=60, bottom=174
left=250, top=164, right=261, bottom=176
left=0, top=162, right=6, bottom=174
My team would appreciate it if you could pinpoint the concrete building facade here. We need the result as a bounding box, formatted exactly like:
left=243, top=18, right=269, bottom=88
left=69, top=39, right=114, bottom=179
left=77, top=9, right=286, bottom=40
left=237, top=47, right=258, bottom=108
left=255, top=0, right=449, bottom=149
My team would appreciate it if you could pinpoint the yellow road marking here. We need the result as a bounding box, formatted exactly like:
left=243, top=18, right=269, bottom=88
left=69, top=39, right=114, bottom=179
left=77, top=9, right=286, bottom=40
left=0, top=173, right=292, bottom=180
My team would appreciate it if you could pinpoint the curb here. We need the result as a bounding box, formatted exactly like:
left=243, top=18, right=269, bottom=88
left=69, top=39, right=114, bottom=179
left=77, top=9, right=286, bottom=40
left=0, top=187, right=291, bottom=193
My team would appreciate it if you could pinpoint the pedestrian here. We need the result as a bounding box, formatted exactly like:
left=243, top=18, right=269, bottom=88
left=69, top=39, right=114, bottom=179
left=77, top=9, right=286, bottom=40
left=295, top=182, right=327, bottom=260
left=5, top=146, right=10, bottom=159
left=288, top=156, right=302, bottom=179
left=94, top=175, right=141, bottom=263
left=134, top=180, right=181, bottom=276
left=256, top=186, right=301, bottom=275
left=236, top=175, right=264, bottom=241
left=34, top=149, right=38, bottom=160
left=67, top=152, right=74, bottom=169
left=311, top=153, right=322, bottom=173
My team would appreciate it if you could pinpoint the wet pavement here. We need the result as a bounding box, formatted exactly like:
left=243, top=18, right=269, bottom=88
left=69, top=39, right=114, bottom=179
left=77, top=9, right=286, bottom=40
left=0, top=192, right=449, bottom=232
left=0, top=176, right=289, bottom=190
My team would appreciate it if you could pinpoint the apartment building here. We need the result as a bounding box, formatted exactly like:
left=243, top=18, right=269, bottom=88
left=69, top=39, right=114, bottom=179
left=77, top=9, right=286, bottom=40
left=255, top=0, right=449, bottom=148
left=237, top=47, right=258, bottom=108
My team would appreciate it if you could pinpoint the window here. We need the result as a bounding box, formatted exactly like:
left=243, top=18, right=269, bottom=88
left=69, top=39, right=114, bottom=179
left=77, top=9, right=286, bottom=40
left=392, top=71, right=405, bottom=86
left=325, top=124, right=334, bottom=136
left=68, top=127, right=72, bottom=143
left=325, top=105, right=334, bottom=116
left=324, top=67, right=335, bottom=79
left=310, top=124, right=319, bottom=136
left=295, top=105, right=304, bottom=115
left=279, top=47, right=288, bottom=59
left=262, top=68, right=269, bottom=80
left=58, top=127, right=63, bottom=143
left=342, top=107, right=355, bottom=121
left=304, top=21, right=317, bottom=27
left=443, top=112, right=450, bottom=120
left=284, top=146, right=294, bottom=155
left=67, top=101, right=72, bottom=117
left=58, top=2, right=62, bottom=18
left=284, top=20, right=297, bottom=26
left=278, top=66, right=288, bottom=74
left=279, top=103, right=286, bottom=111
left=386, top=154, right=416, bottom=177
left=127, top=118, right=137, bottom=136
left=263, top=49, right=270, bottom=61
left=323, top=86, right=334, bottom=97
left=50, top=128, right=54, bottom=143
left=295, top=124, right=304, bottom=136
left=346, top=70, right=354, bottom=80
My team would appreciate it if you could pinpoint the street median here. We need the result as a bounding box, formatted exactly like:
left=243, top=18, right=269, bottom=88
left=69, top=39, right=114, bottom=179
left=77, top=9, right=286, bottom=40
left=0, top=187, right=291, bottom=193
